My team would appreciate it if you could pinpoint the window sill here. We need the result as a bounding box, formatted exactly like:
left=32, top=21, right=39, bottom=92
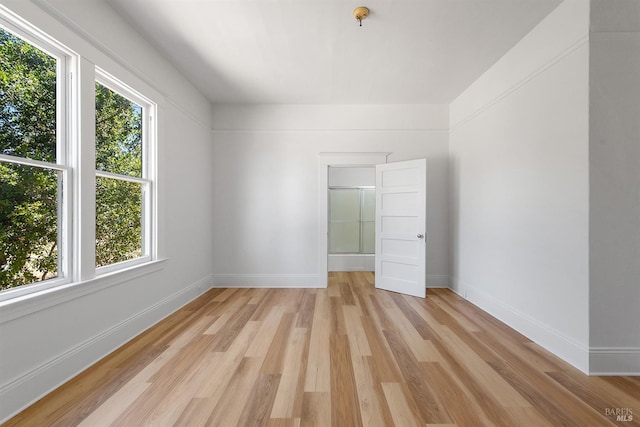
left=0, top=258, right=167, bottom=325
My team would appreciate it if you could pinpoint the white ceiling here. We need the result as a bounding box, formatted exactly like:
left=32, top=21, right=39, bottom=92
left=107, top=0, right=562, bottom=105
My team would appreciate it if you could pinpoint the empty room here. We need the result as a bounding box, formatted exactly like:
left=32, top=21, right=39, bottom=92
left=1, top=0, right=639, bottom=425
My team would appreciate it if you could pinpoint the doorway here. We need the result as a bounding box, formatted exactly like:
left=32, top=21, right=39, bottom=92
left=317, top=152, right=389, bottom=286
left=317, top=153, right=427, bottom=298
left=327, top=166, right=375, bottom=272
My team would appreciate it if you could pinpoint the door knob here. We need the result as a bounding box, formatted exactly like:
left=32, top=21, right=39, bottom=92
left=417, top=234, right=424, bottom=239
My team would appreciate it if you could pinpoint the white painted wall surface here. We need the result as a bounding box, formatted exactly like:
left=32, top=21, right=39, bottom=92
left=449, top=0, right=591, bottom=372
left=0, top=0, right=214, bottom=421
left=211, top=104, right=450, bottom=288
left=588, top=0, right=640, bottom=374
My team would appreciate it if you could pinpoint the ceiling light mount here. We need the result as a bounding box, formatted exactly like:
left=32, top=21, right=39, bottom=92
left=353, top=6, right=369, bottom=27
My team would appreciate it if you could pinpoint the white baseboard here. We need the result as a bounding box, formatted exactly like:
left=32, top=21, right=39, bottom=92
left=212, top=273, right=449, bottom=289
left=450, top=277, right=590, bottom=374
left=0, top=274, right=213, bottom=424
left=427, top=274, right=450, bottom=288
left=589, top=348, right=640, bottom=376
left=212, top=274, right=324, bottom=288
left=328, top=254, right=375, bottom=272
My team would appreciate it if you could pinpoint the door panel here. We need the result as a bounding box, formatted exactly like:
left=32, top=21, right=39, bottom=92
left=375, top=159, right=426, bottom=298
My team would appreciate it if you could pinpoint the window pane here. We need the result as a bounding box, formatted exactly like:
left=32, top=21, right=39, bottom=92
left=0, top=28, right=57, bottom=162
left=0, top=162, right=59, bottom=290
left=96, top=176, right=143, bottom=267
left=329, top=222, right=360, bottom=254
left=95, top=83, right=142, bottom=177
left=329, top=189, right=360, bottom=221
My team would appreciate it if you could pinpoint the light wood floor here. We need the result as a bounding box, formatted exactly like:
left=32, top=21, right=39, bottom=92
left=4, top=272, right=639, bottom=426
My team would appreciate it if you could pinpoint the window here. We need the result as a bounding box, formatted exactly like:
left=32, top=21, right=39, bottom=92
left=0, top=11, right=157, bottom=301
left=0, top=24, right=70, bottom=293
left=328, top=188, right=375, bottom=254
left=95, top=76, right=154, bottom=272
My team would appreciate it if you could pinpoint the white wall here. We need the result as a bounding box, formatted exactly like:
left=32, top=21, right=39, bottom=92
left=449, top=0, right=591, bottom=372
left=211, top=104, right=450, bottom=287
left=0, top=0, right=214, bottom=421
left=588, top=0, right=640, bottom=374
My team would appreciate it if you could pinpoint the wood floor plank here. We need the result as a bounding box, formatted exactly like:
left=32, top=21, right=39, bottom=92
left=383, top=329, right=452, bottom=424
left=329, top=333, right=363, bottom=427
left=383, top=297, right=439, bottom=362
left=260, top=313, right=296, bottom=374
left=210, top=303, right=258, bottom=351
left=204, top=357, right=263, bottom=427
left=295, top=291, right=316, bottom=329
left=196, top=320, right=260, bottom=401
left=304, top=290, right=330, bottom=393
left=381, top=382, right=424, bottom=427
left=271, top=328, right=308, bottom=418
left=5, top=272, right=639, bottom=427
left=546, top=370, right=640, bottom=426
left=76, top=381, right=150, bottom=427
left=339, top=281, right=356, bottom=306
left=172, top=397, right=215, bottom=427
left=436, top=326, right=531, bottom=408
left=350, top=355, right=395, bottom=427
left=238, top=373, right=282, bottom=427
left=343, top=305, right=372, bottom=357
left=300, top=392, right=330, bottom=427
left=420, top=361, right=492, bottom=426
left=245, top=305, right=287, bottom=358
left=268, top=418, right=301, bottom=427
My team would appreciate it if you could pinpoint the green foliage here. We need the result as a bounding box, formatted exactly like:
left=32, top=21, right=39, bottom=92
left=0, top=28, right=145, bottom=291
left=0, top=163, right=58, bottom=287
left=1, top=28, right=58, bottom=290
left=96, top=177, right=142, bottom=267
left=0, top=29, right=56, bottom=162
left=95, top=84, right=143, bottom=268
left=95, top=83, right=142, bottom=177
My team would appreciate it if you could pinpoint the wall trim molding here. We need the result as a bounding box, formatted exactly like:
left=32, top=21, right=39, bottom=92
left=212, top=274, right=324, bottom=288
left=450, top=277, right=589, bottom=374
left=450, top=35, right=589, bottom=131
left=0, top=274, right=213, bottom=424
left=0, top=259, right=167, bottom=325
left=211, top=128, right=449, bottom=134
left=32, top=0, right=167, bottom=98
left=426, top=274, right=450, bottom=288
left=589, top=347, right=640, bottom=376
left=29, top=0, right=210, bottom=129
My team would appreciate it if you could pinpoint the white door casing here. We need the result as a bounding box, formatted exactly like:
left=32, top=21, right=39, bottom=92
left=375, top=159, right=427, bottom=298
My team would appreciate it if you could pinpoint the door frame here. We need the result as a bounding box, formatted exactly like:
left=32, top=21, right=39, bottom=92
left=317, top=152, right=390, bottom=287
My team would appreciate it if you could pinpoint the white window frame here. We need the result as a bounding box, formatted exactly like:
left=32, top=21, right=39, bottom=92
left=0, top=12, right=75, bottom=302
left=0, top=7, right=159, bottom=302
left=94, top=70, right=157, bottom=276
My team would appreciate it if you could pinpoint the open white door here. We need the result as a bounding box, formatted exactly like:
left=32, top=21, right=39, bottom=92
left=375, top=159, right=426, bottom=298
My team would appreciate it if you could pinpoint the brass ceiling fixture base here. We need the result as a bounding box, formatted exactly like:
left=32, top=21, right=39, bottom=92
left=353, top=6, right=369, bottom=27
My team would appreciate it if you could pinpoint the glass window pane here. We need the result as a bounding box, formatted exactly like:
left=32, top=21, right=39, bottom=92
left=361, top=221, right=375, bottom=254
left=362, top=189, right=375, bottom=221
left=96, top=176, right=143, bottom=267
left=329, top=189, right=360, bottom=221
left=0, top=162, right=60, bottom=290
left=0, top=28, right=57, bottom=162
left=329, top=222, right=360, bottom=254
left=95, top=83, right=142, bottom=177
